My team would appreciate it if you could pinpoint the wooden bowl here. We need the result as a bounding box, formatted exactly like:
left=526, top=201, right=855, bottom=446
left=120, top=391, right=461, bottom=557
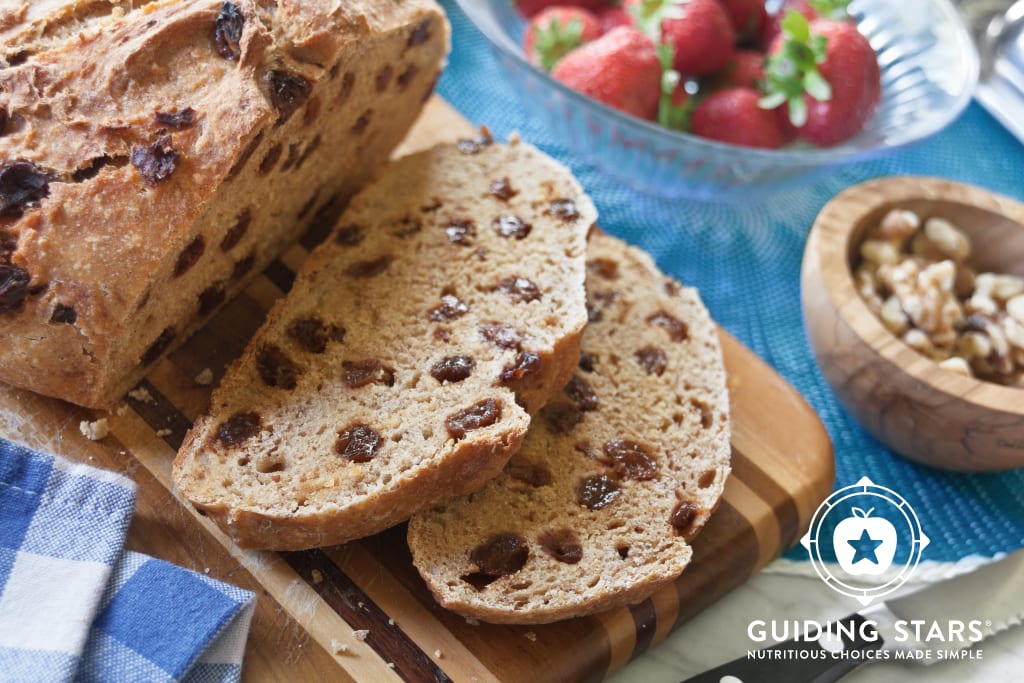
left=802, top=176, right=1024, bottom=471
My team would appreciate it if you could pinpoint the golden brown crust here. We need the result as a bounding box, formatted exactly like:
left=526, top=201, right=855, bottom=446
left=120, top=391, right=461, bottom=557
left=0, top=0, right=449, bottom=407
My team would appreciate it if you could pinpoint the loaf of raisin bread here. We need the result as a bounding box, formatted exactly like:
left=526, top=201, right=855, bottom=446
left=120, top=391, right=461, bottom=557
left=407, top=232, right=731, bottom=624
left=173, top=133, right=596, bottom=549
left=0, top=0, right=448, bottom=408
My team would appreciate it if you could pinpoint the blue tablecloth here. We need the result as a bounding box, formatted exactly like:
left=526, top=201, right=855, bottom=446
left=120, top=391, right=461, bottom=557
left=438, top=0, right=1024, bottom=561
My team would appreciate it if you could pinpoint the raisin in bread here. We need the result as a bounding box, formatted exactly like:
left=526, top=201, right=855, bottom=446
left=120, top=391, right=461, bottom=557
left=407, top=232, right=731, bottom=624
left=173, top=133, right=596, bottom=550
left=0, top=0, right=448, bottom=408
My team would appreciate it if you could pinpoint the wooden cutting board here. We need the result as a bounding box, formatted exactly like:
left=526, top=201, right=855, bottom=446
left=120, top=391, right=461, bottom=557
left=0, top=98, right=833, bottom=683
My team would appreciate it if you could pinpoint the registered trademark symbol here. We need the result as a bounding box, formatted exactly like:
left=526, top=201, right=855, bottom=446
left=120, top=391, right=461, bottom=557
left=986, top=620, right=992, bottom=627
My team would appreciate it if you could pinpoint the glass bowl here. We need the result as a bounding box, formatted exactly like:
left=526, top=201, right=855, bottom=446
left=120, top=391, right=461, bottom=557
left=453, top=0, right=980, bottom=201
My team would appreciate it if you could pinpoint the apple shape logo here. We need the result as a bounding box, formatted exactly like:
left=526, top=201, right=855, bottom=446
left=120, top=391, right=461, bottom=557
left=801, top=476, right=930, bottom=605
left=832, top=507, right=897, bottom=575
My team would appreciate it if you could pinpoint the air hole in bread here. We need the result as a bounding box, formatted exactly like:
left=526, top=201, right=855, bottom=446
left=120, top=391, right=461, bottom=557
left=461, top=573, right=498, bottom=591
left=375, top=65, right=393, bottom=92
left=698, top=470, right=717, bottom=488
left=538, top=528, right=582, bottom=564
left=336, top=72, right=355, bottom=105
left=397, top=64, right=419, bottom=91
left=304, top=97, right=322, bottom=126
left=237, top=457, right=249, bottom=467
left=226, top=131, right=263, bottom=180
left=220, top=210, right=251, bottom=252
left=295, top=135, right=322, bottom=172
left=352, top=110, right=372, bottom=135
left=691, top=399, right=713, bottom=429
left=616, top=544, right=630, bottom=560
left=256, top=460, right=285, bottom=474
left=233, top=254, right=255, bottom=279
left=297, top=190, right=320, bottom=221
left=173, top=236, right=205, bottom=278
left=587, top=258, right=620, bottom=280
left=256, top=345, right=299, bottom=389
left=259, top=144, right=282, bottom=175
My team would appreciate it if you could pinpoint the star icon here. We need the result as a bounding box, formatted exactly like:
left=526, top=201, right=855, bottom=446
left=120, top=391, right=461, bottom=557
left=848, top=529, right=884, bottom=564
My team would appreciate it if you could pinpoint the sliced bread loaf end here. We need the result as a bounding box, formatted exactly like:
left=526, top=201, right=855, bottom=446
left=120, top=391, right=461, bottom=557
left=407, top=232, right=731, bottom=624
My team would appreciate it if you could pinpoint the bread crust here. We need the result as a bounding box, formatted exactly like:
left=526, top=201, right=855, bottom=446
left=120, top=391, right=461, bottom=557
left=0, top=0, right=449, bottom=407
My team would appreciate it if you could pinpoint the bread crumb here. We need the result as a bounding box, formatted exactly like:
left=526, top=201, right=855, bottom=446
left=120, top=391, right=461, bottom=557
left=331, top=639, right=348, bottom=654
left=387, top=662, right=395, bottom=669
left=127, top=387, right=154, bottom=403
left=79, top=418, right=109, bottom=441
left=465, top=617, right=480, bottom=626
left=114, top=403, right=129, bottom=416
left=204, top=567, right=210, bottom=574
left=352, top=629, right=369, bottom=641
left=311, top=568, right=323, bottom=584
left=434, top=649, right=443, bottom=659
left=508, top=131, right=521, bottom=144
left=155, top=428, right=172, bottom=438
left=194, top=368, right=214, bottom=386
left=524, top=631, right=537, bottom=642
left=388, top=618, right=395, bottom=626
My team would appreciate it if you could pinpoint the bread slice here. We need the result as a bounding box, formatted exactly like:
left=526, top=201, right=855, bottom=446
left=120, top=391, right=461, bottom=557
left=173, top=133, right=595, bottom=550
left=407, top=232, right=731, bottom=624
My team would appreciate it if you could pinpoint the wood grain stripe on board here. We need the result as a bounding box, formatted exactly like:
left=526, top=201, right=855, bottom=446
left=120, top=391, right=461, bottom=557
left=593, top=604, right=639, bottom=676
left=284, top=549, right=452, bottom=683
left=124, top=379, right=191, bottom=450
left=325, top=541, right=502, bottom=683
left=729, top=445, right=802, bottom=552
left=627, top=598, right=658, bottom=656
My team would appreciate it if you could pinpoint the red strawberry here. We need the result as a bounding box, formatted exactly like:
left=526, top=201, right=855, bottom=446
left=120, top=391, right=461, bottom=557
left=716, top=49, right=765, bottom=89
left=719, top=0, right=767, bottom=42
left=598, top=6, right=634, bottom=32
left=691, top=87, right=784, bottom=148
left=552, top=26, right=662, bottom=120
left=759, top=0, right=849, bottom=48
left=515, top=0, right=609, bottom=19
left=762, top=13, right=880, bottom=146
left=523, top=6, right=603, bottom=71
left=626, top=0, right=735, bottom=76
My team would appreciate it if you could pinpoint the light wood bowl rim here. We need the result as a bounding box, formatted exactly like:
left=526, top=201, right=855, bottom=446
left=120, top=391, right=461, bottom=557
left=808, top=175, right=1024, bottom=416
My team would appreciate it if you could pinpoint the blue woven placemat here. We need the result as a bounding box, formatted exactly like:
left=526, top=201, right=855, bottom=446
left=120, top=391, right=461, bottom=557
left=437, top=0, right=1024, bottom=561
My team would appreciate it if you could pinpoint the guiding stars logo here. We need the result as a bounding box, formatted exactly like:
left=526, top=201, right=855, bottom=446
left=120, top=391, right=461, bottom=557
left=801, top=476, right=929, bottom=605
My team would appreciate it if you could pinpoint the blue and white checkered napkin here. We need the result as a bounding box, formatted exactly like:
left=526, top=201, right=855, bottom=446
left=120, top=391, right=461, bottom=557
left=0, top=439, right=256, bottom=683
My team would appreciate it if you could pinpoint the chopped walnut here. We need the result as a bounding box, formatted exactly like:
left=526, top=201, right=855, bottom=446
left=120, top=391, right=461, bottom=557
left=854, top=208, right=1024, bottom=385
